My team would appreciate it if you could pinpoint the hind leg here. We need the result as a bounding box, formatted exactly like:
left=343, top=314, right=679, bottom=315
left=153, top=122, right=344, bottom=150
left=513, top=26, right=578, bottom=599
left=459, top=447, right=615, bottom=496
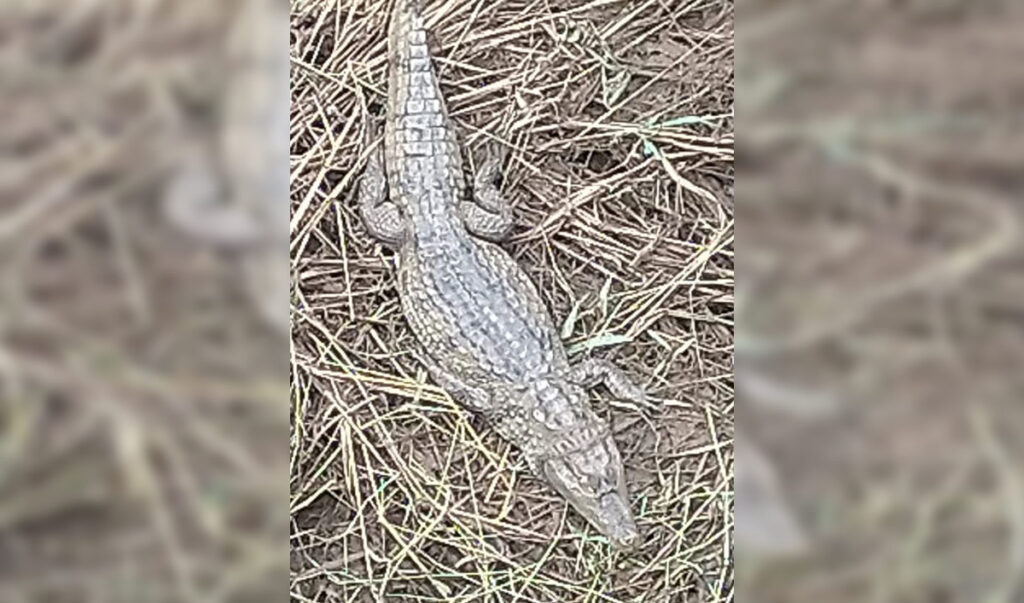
left=358, top=135, right=406, bottom=248
left=162, top=146, right=266, bottom=246
left=462, top=146, right=513, bottom=241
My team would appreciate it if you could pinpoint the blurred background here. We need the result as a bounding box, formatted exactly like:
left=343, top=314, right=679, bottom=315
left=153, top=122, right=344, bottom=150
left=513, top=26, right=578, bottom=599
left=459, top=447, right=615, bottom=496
left=0, top=1, right=289, bottom=602
left=737, top=0, right=1024, bottom=601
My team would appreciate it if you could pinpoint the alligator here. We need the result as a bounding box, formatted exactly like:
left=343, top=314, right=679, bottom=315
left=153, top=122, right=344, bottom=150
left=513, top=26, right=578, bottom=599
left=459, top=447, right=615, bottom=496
left=357, top=0, right=646, bottom=548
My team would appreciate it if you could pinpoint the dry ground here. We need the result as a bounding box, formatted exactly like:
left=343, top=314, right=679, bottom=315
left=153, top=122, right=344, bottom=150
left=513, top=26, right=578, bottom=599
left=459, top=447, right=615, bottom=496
left=289, top=0, right=734, bottom=601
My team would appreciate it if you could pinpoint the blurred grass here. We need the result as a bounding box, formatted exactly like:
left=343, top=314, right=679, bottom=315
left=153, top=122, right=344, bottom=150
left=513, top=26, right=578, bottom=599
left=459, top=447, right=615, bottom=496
left=0, top=1, right=289, bottom=602
left=737, top=1, right=1024, bottom=601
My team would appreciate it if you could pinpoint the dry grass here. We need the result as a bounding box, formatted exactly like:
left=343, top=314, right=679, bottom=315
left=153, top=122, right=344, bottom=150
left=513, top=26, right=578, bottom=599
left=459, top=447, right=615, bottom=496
left=289, top=0, right=734, bottom=601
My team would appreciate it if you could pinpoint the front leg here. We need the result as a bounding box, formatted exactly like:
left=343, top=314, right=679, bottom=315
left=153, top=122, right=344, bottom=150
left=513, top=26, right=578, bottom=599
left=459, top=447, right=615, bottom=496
left=461, top=146, right=513, bottom=241
left=565, top=358, right=646, bottom=404
left=414, top=349, right=492, bottom=413
left=358, top=137, right=406, bottom=248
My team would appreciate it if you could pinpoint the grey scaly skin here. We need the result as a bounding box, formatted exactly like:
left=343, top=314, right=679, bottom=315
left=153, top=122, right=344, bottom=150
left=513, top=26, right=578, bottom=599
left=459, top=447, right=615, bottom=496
left=357, top=0, right=646, bottom=548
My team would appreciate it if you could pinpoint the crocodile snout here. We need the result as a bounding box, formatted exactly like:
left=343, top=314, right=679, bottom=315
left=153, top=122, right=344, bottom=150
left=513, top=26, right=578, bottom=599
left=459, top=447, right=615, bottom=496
left=599, top=491, right=640, bottom=549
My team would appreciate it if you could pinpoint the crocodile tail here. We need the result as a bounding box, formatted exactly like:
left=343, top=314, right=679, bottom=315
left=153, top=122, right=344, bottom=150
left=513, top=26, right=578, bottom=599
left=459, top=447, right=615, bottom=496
left=388, top=0, right=426, bottom=56
left=387, top=0, right=449, bottom=126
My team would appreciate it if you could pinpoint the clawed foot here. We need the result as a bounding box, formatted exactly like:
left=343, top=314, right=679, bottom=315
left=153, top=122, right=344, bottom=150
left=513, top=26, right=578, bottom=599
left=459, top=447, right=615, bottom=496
left=462, top=145, right=513, bottom=241
left=357, top=126, right=406, bottom=248
left=565, top=358, right=646, bottom=405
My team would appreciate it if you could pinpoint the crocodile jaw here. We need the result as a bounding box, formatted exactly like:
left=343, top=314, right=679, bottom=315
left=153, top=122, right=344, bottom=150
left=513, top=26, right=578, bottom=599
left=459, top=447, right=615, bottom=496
left=541, top=438, right=640, bottom=549
left=592, top=489, right=640, bottom=549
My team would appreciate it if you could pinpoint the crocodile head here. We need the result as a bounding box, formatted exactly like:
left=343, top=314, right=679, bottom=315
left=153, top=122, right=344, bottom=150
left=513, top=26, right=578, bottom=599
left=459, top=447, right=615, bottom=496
left=541, top=433, right=640, bottom=549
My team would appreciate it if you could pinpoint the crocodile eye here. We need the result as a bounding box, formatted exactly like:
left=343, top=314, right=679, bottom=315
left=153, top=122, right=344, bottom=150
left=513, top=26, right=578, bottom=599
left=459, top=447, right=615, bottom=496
left=605, top=466, right=618, bottom=485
